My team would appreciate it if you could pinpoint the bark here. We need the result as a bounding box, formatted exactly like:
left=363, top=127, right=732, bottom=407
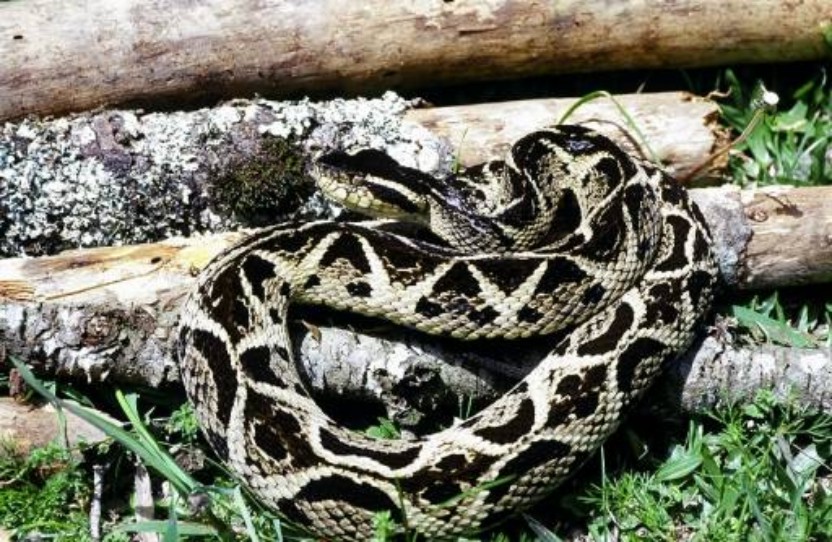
left=665, top=337, right=832, bottom=414
left=2, top=186, right=832, bottom=426
left=0, top=92, right=723, bottom=258
left=2, top=0, right=830, bottom=121
left=408, top=92, right=725, bottom=179
left=739, top=187, right=832, bottom=289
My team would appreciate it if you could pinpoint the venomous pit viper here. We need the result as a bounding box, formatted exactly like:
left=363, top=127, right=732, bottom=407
left=178, top=125, right=717, bottom=539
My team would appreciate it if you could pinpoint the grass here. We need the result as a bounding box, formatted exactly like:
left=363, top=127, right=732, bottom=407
left=2, top=63, right=831, bottom=541
left=0, top=440, right=91, bottom=540
left=575, top=390, right=832, bottom=541
left=731, top=291, right=832, bottom=349
left=720, top=67, right=831, bottom=188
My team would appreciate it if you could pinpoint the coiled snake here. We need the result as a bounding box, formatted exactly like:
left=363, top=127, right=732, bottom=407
left=178, top=125, right=717, bottom=539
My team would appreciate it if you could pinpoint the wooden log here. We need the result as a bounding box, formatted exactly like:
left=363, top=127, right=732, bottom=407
left=408, top=92, right=724, bottom=178
left=1, top=186, right=831, bottom=423
left=5, top=185, right=828, bottom=305
left=2, top=0, right=830, bottom=121
left=740, top=187, right=832, bottom=289
left=0, top=92, right=724, bottom=258
left=664, top=337, right=832, bottom=415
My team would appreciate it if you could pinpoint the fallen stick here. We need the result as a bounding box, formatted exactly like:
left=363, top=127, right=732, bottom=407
left=2, top=0, right=830, bottom=121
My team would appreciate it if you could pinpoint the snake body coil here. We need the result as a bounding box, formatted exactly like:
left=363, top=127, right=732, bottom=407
left=178, top=126, right=717, bottom=539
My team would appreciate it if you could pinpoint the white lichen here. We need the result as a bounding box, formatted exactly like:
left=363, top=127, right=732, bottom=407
left=0, top=92, right=451, bottom=257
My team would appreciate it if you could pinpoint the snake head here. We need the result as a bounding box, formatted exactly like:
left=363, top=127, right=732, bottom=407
left=311, top=148, right=433, bottom=223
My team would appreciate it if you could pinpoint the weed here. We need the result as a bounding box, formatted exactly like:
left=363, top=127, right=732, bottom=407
left=579, top=391, right=832, bottom=541
left=366, top=417, right=402, bottom=440
left=0, top=441, right=90, bottom=540
left=720, top=68, right=831, bottom=187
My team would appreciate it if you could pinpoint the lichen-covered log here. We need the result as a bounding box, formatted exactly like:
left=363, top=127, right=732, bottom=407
left=2, top=186, right=831, bottom=425
left=664, top=337, right=832, bottom=414
left=2, top=0, right=831, bottom=121
left=0, top=92, right=722, bottom=258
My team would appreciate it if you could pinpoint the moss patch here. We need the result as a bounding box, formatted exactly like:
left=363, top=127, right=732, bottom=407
left=210, top=137, right=313, bottom=227
left=0, top=441, right=91, bottom=539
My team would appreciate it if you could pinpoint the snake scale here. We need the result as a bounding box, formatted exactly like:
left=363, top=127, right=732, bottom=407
left=177, top=125, right=717, bottom=539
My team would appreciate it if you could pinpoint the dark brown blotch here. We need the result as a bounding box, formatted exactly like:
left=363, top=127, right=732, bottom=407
left=304, top=274, right=321, bottom=289
left=252, top=421, right=288, bottom=462
left=319, top=232, right=372, bottom=274
left=592, top=155, right=624, bottom=190
left=318, top=428, right=421, bottom=469
left=547, top=365, right=607, bottom=425
left=240, top=346, right=286, bottom=387
left=269, top=308, right=283, bottom=324
left=660, top=179, right=684, bottom=205
left=517, top=305, right=544, bottom=324
left=289, top=474, right=400, bottom=522
left=346, top=281, right=373, bottom=297
left=693, top=227, right=710, bottom=261
left=400, top=451, right=493, bottom=499
left=484, top=438, right=572, bottom=507
left=644, top=282, right=681, bottom=325
left=275, top=345, right=290, bottom=361
left=432, top=263, right=481, bottom=298
left=422, top=481, right=466, bottom=505
left=687, top=270, right=714, bottom=310
left=655, top=215, right=692, bottom=272
left=576, top=204, right=623, bottom=260
left=376, top=237, right=442, bottom=287
left=544, top=188, right=582, bottom=243
left=206, top=265, right=246, bottom=343
left=233, top=299, right=250, bottom=330
left=474, top=399, right=535, bottom=444
left=581, top=283, right=606, bottom=305
left=534, top=257, right=588, bottom=295
left=623, top=183, right=647, bottom=233
left=415, top=296, right=443, bottom=319
left=242, top=254, right=277, bottom=301
left=616, top=337, right=667, bottom=393
left=576, top=303, right=634, bottom=356
left=190, top=329, right=237, bottom=428
left=471, top=258, right=542, bottom=295
left=244, top=389, right=319, bottom=468
left=468, top=305, right=499, bottom=326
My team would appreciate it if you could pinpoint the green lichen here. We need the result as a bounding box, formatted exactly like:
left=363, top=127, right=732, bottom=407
left=210, top=136, right=312, bottom=227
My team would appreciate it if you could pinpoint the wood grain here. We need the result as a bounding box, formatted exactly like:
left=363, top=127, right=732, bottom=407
left=2, top=0, right=830, bottom=120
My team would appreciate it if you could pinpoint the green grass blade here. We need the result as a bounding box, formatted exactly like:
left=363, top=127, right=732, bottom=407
left=557, top=91, right=657, bottom=163
left=9, top=355, right=198, bottom=496
left=231, top=485, right=262, bottom=542
left=523, top=514, right=563, bottom=542
left=116, top=520, right=218, bottom=536
left=655, top=447, right=703, bottom=482
left=114, top=390, right=197, bottom=494
left=732, top=305, right=819, bottom=348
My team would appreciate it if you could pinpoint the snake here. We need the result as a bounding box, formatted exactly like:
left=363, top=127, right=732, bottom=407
left=177, top=125, right=717, bottom=540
